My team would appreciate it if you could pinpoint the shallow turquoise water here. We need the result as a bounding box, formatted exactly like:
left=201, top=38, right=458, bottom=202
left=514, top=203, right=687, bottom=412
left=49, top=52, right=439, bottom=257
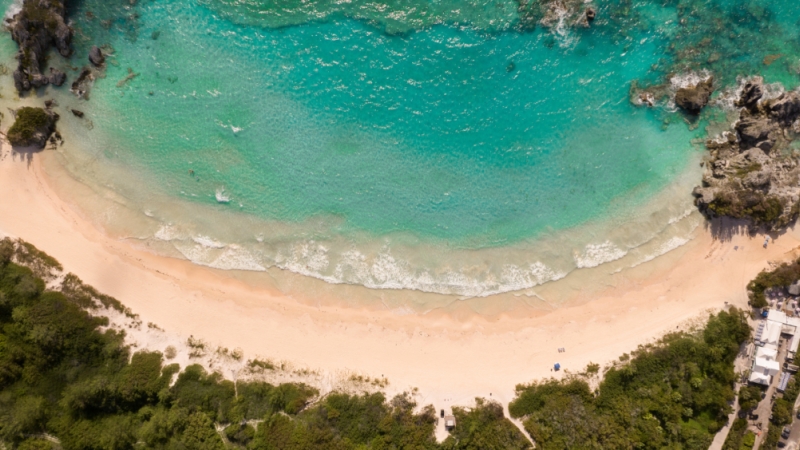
left=10, top=0, right=800, bottom=295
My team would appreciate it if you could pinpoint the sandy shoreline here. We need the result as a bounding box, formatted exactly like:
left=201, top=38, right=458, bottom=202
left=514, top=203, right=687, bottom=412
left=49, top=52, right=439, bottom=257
left=2, top=144, right=799, bottom=412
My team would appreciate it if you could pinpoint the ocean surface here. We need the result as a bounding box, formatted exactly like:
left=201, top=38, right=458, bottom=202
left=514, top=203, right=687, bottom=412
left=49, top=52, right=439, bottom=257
left=5, top=0, right=800, bottom=297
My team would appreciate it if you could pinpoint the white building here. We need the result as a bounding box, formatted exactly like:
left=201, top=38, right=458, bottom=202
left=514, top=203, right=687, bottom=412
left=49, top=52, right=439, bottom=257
left=749, top=310, right=800, bottom=385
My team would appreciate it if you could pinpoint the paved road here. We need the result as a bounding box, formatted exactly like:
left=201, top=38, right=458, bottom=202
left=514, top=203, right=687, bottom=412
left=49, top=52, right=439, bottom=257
left=752, top=337, right=790, bottom=448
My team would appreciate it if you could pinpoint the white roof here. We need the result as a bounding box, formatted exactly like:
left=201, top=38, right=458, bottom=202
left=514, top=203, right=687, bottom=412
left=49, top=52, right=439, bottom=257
left=749, top=371, right=771, bottom=385
left=754, top=357, right=781, bottom=376
left=762, top=322, right=783, bottom=345
left=770, top=310, right=788, bottom=323
left=756, top=346, right=778, bottom=360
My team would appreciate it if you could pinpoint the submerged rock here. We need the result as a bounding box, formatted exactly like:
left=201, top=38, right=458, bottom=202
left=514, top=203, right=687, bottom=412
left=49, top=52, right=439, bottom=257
left=89, top=46, right=105, bottom=67
left=675, top=77, right=714, bottom=114
left=7, top=106, right=58, bottom=148
left=71, top=109, right=84, bottom=118
left=9, top=0, right=73, bottom=94
left=71, top=68, right=94, bottom=99
left=48, top=68, right=66, bottom=87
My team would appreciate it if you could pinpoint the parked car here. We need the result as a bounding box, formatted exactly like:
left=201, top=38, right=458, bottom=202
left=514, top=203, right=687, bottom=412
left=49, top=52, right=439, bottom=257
left=782, top=426, right=791, bottom=439
left=778, top=441, right=786, bottom=448
left=440, top=409, right=444, bottom=418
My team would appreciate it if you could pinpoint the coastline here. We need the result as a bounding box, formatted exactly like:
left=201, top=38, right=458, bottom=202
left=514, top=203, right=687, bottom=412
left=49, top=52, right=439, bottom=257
left=1, top=143, right=795, bottom=410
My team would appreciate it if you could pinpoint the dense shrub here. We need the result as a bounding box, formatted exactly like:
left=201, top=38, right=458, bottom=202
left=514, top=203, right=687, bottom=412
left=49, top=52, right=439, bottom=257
left=747, top=258, right=800, bottom=308
left=0, top=238, right=527, bottom=450
left=509, top=309, right=750, bottom=450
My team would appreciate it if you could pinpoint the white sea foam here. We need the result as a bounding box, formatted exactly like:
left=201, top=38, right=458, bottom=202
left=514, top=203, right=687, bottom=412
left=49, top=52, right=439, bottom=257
left=669, top=70, right=712, bottom=90
left=574, top=241, right=628, bottom=269
left=4, top=0, right=22, bottom=21
left=206, top=247, right=267, bottom=271
left=632, top=236, right=691, bottom=267
left=668, top=208, right=695, bottom=225
left=215, top=188, right=231, bottom=203
left=192, top=235, right=226, bottom=249
left=154, top=224, right=181, bottom=241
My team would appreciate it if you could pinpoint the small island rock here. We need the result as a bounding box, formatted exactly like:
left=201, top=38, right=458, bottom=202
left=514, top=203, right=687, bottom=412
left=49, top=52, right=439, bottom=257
left=89, top=46, right=105, bottom=67
left=675, top=77, right=714, bottom=114
left=9, top=0, right=73, bottom=93
left=48, top=68, right=66, bottom=87
left=7, top=107, right=58, bottom=149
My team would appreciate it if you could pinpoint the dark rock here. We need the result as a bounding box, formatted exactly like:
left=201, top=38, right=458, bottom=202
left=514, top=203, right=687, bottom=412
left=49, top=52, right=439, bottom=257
left=7, top=106, right=58, bottom=149
left=586, top=7, right=596, bottom=21
left=9, top=0, right=73, bottom=94
left=71, top=68, right=94, bottom=99
left=735, top=81, right=763, bottom=111
left=48, top=68, right=66, bottom=86
left=675, top=77, right=714, bottom=114
left=765, top=92, right=800, bottom=126
left=89, top=45, right=105, bottom=67
left=151, top=30, right=160, bottom=40
left=736, top=116, right=776, bottom=149
left=44, top=99, right=53, bottom=108
left=71, top=109, right=84, bottom=118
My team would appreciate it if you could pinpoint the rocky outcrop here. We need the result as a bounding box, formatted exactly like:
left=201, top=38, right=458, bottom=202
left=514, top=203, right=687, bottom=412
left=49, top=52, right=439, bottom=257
left=765, top=91, right=800, bottom=126
left=7, top=106, right=58, bottom=148
left=675, top=77, right=714, bottom=114
left=48, top=68, right=66, bottom=86
left=693, top=79, right=800, bottom=228
left=70, top=67, right=94, bottom=99
left=8, top=0, right=73, bottom=94
left=735, top=81, right=762, bottom=111
left=88, top=45, right=105, bottom=67
left=516, top=0, right=597, bottom=31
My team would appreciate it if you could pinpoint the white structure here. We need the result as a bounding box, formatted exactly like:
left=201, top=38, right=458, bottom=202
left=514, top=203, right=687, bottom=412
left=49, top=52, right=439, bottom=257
left=750, top=310, right=800, bottom=385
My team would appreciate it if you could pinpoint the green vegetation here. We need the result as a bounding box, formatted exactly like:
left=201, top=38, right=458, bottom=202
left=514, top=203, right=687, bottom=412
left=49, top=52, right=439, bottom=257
left=508, top=309, right=750, bottom=450
left=746, top=257, right=800, bottom=308
left=735, top=163, right=763, bottom=178
left=738, top=385, right=764, bottom=413
left=0, top=238, right=528, bottom=450
left=445, top=398, right=531, bottom=449
left=6, top=107, right=54, bottom=148
left=708, top=191, right=787, bottom=227
left=721, top=418, right=751, bottom=450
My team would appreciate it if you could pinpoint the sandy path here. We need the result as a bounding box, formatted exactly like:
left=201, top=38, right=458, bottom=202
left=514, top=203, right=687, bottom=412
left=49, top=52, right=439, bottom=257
left=1, top=148, right=798, bottom=411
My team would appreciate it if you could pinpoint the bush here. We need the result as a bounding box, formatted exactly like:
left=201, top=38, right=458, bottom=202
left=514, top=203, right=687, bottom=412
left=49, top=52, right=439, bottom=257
left=0, top=238, right=531, bottom=450
left=746, top=257, right=800, bottom=308
left=509, top=309, right=750, bottom=450
left=6, top=107, right=54, bottom=148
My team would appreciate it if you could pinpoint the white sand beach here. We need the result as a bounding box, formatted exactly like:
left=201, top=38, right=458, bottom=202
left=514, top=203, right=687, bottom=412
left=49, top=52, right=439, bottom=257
left=1, top=144, right=797, bottom=411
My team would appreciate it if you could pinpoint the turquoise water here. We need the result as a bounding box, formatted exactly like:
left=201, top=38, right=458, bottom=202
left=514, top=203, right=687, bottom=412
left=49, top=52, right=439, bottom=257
left=10, top=0, right=800, bottom=295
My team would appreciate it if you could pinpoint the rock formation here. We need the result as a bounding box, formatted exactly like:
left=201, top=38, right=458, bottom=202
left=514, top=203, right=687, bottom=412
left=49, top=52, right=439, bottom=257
left=88, top=45, right=105, bottom=67
left=675, top=77, right=714, bottom=114
left=7, top=106, right=58, bottom=148
left=8, top=0, right=73, bottom=93
left=48, top=68, right=66, bottom=86
left=70, top=67, right=94, bottom=99
left=693, top=79, right=800, bottom=228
